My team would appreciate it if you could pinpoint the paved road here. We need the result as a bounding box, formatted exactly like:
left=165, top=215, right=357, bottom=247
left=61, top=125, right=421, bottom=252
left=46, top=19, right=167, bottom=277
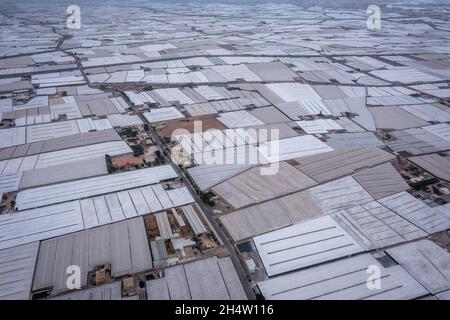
left=125, top=96, right=256, bottom=300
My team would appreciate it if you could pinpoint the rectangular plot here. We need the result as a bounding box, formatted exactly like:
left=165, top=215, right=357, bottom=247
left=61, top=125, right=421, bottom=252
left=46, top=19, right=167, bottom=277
left=93, top=196, right=112, bottom=225
left=152, top=184, right=173, bottom=209
left=258, top=254, right=427, bottom=300
left=104, top=193, right=125, bottom=222
left=80, top=198, right=99, bottom=229
left=128, top=189, right=150, bottom=215
left=109, top=221, right=132, bottom=277
left=379, top=192, right=450, bottom=234
left=386, top=240, right=450, bottom=294
left=333, top=201, right=427, bottom=250
left=140, top=186, right=163, bottom=212
left=0, top=242, right=39, bottom=300
left=254, top=215, right=364, bottom=277
left=116, top=191, right=138, bottom=218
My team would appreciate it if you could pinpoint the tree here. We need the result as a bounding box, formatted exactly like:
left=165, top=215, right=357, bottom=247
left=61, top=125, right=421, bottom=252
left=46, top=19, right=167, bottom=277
left=131, top=144, right=144, bottom=157
left=105, top=154, right=113, bottom=173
